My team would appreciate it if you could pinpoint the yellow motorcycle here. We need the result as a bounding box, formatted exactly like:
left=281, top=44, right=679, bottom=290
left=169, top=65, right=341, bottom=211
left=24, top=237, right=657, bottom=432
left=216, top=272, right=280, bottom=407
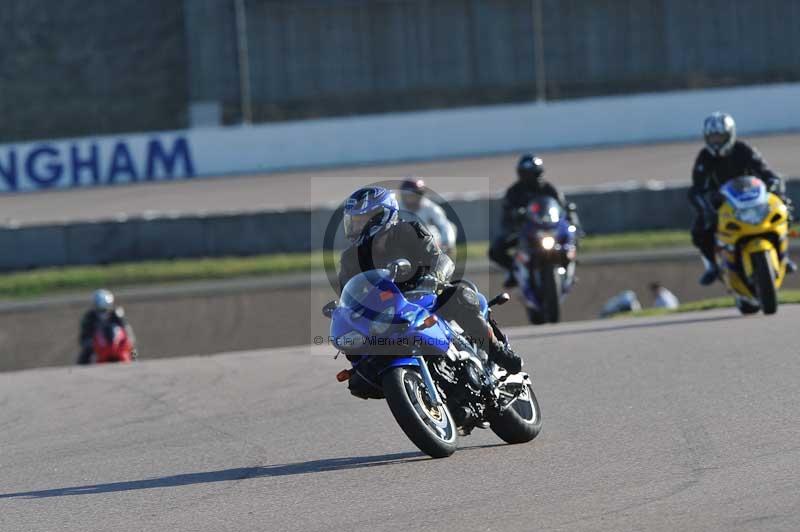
left=715, top=176, right=791, bottom=315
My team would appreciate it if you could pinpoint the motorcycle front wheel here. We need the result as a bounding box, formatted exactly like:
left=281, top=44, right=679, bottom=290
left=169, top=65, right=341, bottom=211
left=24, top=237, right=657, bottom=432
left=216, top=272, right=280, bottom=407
left=539, top=263, right=562, bottom=323
left=382, top=366, right=457, bottom=458
left=752, top=252, right=778, bottom=315
left=489, top=381, right=542, bottom=444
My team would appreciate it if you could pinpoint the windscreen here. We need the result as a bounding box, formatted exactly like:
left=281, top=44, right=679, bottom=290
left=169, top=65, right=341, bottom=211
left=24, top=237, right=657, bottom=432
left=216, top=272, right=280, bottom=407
left=527, top=197, right=564, bottom=226
left=340, top=269, right=392, bottom=309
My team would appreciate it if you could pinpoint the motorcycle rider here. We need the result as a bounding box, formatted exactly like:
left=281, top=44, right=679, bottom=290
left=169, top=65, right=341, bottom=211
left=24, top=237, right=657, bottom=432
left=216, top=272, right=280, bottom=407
left=338, top=186, right=522, bottom=374
left=689, top=112, right=794, bottom=285
left=77, top=289, right=137, bottom=364
left=489, top=153, right=577, bottom=287
left=397, top=178, right=457, bottom=253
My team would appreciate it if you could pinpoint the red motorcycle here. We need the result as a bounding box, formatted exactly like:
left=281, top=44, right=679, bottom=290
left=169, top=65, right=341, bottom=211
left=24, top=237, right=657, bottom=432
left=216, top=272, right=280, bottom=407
left=92, top=324, right=134, bottom=363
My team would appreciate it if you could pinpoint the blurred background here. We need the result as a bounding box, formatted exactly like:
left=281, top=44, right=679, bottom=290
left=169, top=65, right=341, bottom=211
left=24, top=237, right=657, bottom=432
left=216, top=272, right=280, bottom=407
left=1, top=0, right=799, bottom=370
left=2, top=0, right=800, bottom=139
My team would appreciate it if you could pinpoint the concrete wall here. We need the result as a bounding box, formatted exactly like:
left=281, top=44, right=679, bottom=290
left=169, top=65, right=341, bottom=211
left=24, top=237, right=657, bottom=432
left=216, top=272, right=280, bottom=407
left=3, top=180, right=798, bottom=271
left=4, top=83, right=800, bottom=194
left=5, top=256, right=800, bottom=372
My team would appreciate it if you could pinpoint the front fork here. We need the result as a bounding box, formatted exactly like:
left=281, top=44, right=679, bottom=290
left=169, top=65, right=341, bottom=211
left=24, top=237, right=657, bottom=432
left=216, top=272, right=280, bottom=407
left=415, top=356, right=443, bottom=407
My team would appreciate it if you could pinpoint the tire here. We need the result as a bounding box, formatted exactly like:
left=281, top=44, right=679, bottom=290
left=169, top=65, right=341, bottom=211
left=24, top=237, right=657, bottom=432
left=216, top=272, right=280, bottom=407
left=752, top=252, right=778, bottom=315
left=735, top=297, right=760, bottom=315
left=382, top=366, right=457, bottom=458
left=489, top=381, right=542, bottom=444
left=539, top=263, right=561, bottom=323
left=526, top=307, right=546, bottom=325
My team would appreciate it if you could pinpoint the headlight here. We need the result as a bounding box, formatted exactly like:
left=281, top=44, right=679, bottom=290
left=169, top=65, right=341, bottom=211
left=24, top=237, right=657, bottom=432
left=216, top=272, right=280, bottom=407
left=735, top=204, right=769, bottom=225
left=541, top=236, right=556, bottom=250
left=335, top=330, right=367, bottom=349
left=369, top=306, right=395, bottom=335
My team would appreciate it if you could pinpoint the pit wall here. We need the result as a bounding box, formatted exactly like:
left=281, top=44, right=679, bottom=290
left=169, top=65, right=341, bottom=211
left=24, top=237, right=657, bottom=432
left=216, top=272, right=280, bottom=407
left=2, top=83, right=799, bottom=194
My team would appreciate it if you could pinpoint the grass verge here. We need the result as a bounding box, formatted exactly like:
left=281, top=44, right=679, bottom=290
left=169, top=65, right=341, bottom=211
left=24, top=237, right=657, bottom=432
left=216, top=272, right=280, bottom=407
left=629, top=290, right=800, bottom=317
left=0, top=229, right=691, bottom=300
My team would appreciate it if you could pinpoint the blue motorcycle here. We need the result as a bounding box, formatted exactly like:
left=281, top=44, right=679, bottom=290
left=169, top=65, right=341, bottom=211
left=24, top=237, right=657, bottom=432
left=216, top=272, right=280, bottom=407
left=512, top=197, right=578, bottom=324
left=323, top=260, right=541, bottom=458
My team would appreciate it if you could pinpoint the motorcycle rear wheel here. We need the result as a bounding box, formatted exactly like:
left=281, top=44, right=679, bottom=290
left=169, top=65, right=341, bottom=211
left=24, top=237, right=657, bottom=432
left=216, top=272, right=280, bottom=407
left=382, top=367, right=457, bottom=458
left=752, top=252, right=778, bottom=315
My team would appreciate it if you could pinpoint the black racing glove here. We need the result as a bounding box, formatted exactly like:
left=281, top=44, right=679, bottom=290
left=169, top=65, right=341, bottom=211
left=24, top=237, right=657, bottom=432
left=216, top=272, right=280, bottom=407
left=414, top=274, right=440, bottom=294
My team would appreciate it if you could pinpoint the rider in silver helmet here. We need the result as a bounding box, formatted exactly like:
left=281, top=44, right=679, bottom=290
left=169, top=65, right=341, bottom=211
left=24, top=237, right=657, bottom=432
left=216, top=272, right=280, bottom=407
left=689, top=112, right=793, bottom=285
left=77, top=289, right=137, bottom=364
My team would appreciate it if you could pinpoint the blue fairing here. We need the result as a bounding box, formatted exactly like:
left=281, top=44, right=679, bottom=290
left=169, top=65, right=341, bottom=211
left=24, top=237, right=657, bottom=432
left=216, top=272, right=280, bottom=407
left=380, top=357, right=421, bottom=372
left=332, top=269, right=491, bottom=394
left=477, top=291, right=489, bottom=318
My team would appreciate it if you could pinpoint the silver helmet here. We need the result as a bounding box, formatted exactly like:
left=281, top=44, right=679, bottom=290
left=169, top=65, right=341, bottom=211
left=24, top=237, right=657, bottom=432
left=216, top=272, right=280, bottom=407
left=93, top=289, right=115, bottom=312
left=703, top=112, right=736, bottom=157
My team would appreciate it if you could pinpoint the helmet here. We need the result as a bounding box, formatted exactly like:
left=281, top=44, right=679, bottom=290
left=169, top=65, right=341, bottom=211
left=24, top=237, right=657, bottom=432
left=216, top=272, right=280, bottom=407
left=703, top=112, right=736, bottom=157
left=400, top=178, right=426, bottom=212
left=400, top=178, right=426, bottom=194
left=93, top=289, right=114, bottom=312
left=343, top=186, right=399, bottom=242
left=517, top=154, right=545, bottom=186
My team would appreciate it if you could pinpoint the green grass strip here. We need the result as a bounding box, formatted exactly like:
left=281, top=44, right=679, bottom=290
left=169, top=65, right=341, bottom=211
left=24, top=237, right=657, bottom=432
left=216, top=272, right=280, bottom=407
left=0, top=230, right=690, bottom=300
left=629, top=290, right=800, bottom=318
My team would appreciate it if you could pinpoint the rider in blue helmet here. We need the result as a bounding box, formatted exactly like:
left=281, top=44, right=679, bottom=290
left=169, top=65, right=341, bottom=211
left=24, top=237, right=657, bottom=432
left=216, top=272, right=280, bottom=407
left=343, top=186, right=400, bottom=243
left=339, top=186, right=522, bottom=374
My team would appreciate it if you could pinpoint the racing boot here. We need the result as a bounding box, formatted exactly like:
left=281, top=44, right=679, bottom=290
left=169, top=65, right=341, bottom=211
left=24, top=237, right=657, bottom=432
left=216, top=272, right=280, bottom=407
left=699, top=256, right=719, bottom=286
left=787, top=258, right=798, bottom=274
left=488, top=340, right=522, bottom=374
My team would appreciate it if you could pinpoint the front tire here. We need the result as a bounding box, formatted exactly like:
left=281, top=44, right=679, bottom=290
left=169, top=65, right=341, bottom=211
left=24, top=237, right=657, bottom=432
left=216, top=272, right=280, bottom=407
left=382, top=367, right=457, bottom=458
left=752, top=252, right=778, bottom=315
left=489, top=381, right=542, bottom=444
left=539, top=263, right=561, bottom=323
left=526, top=307, right=546, bottom=325
left=735, top=297, right=760, bottom=315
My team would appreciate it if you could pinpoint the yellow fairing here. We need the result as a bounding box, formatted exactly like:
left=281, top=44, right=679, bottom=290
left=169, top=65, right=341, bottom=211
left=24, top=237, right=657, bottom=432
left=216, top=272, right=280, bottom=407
left=716, top=193, right=789, bottom=298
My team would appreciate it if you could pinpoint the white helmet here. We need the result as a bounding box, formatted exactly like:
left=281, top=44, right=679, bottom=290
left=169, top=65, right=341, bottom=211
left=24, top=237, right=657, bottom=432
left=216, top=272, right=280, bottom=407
left=93, top=289, right=115, bottom=312
left=703, top=112, right=736, bottom=157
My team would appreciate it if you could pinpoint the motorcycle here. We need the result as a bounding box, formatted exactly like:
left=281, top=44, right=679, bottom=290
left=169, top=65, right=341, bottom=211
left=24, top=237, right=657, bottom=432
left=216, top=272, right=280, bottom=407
left=512, top=197, right=578, bottom=324
left=715, top=176, right=791, bottom=315
left=92, top=323, right=135, bottom=363
left=323, top=259, right=541, bottom=458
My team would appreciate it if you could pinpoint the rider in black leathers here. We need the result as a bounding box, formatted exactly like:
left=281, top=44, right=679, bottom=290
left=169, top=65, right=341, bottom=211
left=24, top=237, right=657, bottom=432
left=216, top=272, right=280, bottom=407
left=338, top=187, right=521, bottom=374
left=489, top=153, right=577, bottom=287
left=689, top=112, right=791, bottom=285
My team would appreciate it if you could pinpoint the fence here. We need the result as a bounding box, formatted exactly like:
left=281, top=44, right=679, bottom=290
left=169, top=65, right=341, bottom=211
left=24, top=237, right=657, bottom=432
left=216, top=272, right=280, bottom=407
left=187, top=0, right=800, bottom=123
left=2, top=0, right=799, bottom=142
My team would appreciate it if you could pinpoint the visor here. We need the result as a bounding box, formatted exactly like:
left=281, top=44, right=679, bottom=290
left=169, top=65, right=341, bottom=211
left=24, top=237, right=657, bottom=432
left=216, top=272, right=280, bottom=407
left=706, top=132, right=729, bottom=150
left=344, top=207, right=383, bottom=240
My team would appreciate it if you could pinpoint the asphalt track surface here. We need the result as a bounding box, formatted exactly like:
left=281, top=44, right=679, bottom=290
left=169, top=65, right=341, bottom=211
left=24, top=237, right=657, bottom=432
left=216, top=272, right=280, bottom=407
left=1, top=133, right=798, bottom=225
left=3, top=307, right=800, bottom=531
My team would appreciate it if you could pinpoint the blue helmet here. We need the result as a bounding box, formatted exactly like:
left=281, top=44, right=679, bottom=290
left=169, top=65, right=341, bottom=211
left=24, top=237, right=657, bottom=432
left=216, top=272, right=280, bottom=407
left=343, top=186, right=399, bottom=242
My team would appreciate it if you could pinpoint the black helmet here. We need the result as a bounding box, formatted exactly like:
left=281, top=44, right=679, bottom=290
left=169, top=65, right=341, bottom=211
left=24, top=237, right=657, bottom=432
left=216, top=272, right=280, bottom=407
left=517, top=154, right=544, bottom=186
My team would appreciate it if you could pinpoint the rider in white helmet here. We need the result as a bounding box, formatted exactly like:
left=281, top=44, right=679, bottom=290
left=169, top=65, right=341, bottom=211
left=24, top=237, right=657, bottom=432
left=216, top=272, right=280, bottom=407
left=397, top=178, right=457, bottom=253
